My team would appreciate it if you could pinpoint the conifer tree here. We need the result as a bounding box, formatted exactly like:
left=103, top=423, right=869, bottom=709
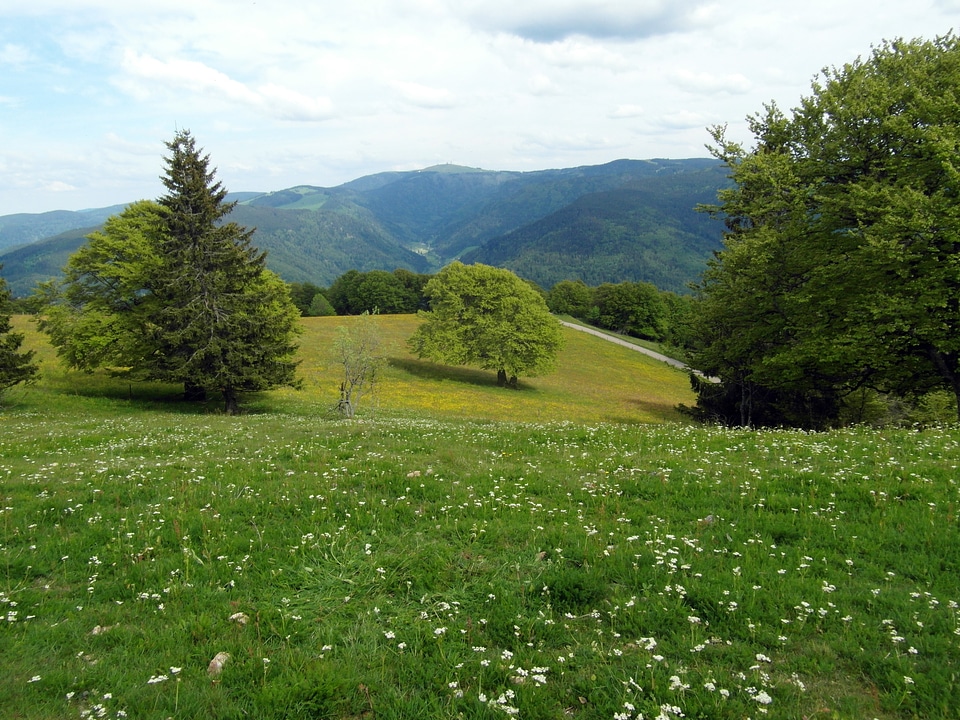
left=39, top=131, right=301, bottom=413
left=147, top=130, right=301, bottom=412
left=0, top=271, right=38, bottom=398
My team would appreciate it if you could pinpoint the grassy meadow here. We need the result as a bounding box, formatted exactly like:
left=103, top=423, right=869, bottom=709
left=1, top=315, right=959, bottom=719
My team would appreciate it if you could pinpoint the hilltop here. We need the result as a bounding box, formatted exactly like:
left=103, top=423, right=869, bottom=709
left=0, top=158, right=727, bottom=296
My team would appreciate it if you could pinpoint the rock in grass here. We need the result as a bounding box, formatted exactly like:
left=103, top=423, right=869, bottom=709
left=208, top=652, right=231, bottom=678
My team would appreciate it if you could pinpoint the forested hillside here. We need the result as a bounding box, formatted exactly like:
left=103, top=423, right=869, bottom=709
left=462, top=164, right=727, bottom=292
left=0, top=159, right=725, bottom=296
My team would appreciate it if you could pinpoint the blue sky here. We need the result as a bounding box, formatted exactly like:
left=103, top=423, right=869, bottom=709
left=2, top=0, right=959, bottom=216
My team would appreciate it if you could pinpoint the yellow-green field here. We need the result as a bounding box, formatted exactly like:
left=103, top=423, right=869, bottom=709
left=12, top=314, right=695, bottom=423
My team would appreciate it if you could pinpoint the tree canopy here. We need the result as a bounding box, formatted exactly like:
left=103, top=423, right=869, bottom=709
left=39, top=131, right=301, bottom=413
left=688, top=35, right=960, bottom=426
left=408, top=262, right=563, bottom=388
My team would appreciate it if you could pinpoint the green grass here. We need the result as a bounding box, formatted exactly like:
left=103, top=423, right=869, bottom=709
left=1, top=317, right=959, bottom=719
left=11, top=314, right=695, bottom=424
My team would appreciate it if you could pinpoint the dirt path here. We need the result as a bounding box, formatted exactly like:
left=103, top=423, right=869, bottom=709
left=559, top=321, right=689, bottom=370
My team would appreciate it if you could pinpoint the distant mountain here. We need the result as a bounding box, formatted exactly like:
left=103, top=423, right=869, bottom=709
left=461, top=164, right=728, bottom=292
left=0, top=226, right=94, bottom=295
left=0, top=205, right=127, bottom=251
left=0, top=159, right=727, bottom=296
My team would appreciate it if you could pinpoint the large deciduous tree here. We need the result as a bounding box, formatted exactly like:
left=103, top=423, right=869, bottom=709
left=689, top=35, right=960, bottom=426
left=408, top=262, right=563, bottom=388
left=39, top=131, right=301, bottom=413
left=38, top=200, right=165, bottom=374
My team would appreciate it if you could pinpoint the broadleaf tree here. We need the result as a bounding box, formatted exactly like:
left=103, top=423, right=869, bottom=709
left=408, top=262, right=563, bottom=388
left=39, top=131, right=301, bottom=413
left=689, top=34, right=960, bottom=426
left=334, top=311, right=384, bottom=419
left=37, top=200, right=166, bottom=374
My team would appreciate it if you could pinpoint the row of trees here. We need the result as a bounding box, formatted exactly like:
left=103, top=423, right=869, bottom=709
left=686, top=34, right=960, bottom=427
left=288, top=271, right=695, bottom=354
left=546, top=279, right=694, bottom=348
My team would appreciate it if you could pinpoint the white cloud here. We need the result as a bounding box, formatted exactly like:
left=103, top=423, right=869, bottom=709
left=118, top=50, right=333, bottom=121
left=517, top=131, right=621, bottom=153
left=528, top=74, right=562, bottom=96
left=0, top=43, right=33, bottom=66
left=394, top=81, right=458, bottom=109
left=3, top=0, right=960, bottom=214
left=671, top=68, right=752, bottom=94
left=120, top=50, right=261, bottom=104
left=259, top=84, right=334, bottom=122
left=609, top=104, right=646, bottom=119
left=535, top=38, right=632, bottom=71
left=43, top=180, right=77, bottom=192
left=655, top=110, right=712, bottom=129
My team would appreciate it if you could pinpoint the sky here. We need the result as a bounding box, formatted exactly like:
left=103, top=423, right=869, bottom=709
left=1, top=0, right=959, bottom=216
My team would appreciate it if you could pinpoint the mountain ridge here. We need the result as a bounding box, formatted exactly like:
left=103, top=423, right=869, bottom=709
left=0, top=158, right=728, bottom=296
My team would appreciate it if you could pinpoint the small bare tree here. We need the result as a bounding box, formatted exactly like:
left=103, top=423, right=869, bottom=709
left=334, top=311, right=384, bottom=419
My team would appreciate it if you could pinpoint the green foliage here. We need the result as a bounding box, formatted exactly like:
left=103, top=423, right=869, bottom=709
left=0, top=270, right=37, bottom=396
left=409, top=262, right=564, bottom=387
left=307, top=292, right=336, bottom=317
left=689, top=34, right=960, bottom=426
left=36, top=201, right=166, bottom=374
left=549, top=279, right=692, bottom=349
left=37, top=131, right=302, bottom=414
left=333, top=311, right=385, bottom=419
left=327, top=268, right=430, bottom=315
left=546, top=279, right=592, bottom=316
left=287, top=281, right=325, bottom=314
left=592, top=281, right=667, bottom=340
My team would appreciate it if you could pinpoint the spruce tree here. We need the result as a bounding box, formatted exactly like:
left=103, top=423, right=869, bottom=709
left=0, top=271, right=38, bottom=398
left=39, top=130, right=301, bottom=414
left=150, top=130, right=301, bottom=412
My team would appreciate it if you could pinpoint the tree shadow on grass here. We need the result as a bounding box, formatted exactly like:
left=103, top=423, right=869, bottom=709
left=389, top=357, right=530, bottom=390
left=39, top=374, right=274, bottom=415
left=601, top=396, right=686, bottom=424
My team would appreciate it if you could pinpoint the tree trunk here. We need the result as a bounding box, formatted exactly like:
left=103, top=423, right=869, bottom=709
left=508, top=374, right=518, bottom=389
left=222, top=387, right=240, bottom=415
left=497, top=368, right=507, bottom=387
left=184, top=380, right=206, bottom=402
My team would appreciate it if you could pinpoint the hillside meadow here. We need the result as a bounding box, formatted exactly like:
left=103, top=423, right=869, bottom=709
left=12, top=314, right=694, bottom=425
left=1, top=315, right=959, bottom=719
